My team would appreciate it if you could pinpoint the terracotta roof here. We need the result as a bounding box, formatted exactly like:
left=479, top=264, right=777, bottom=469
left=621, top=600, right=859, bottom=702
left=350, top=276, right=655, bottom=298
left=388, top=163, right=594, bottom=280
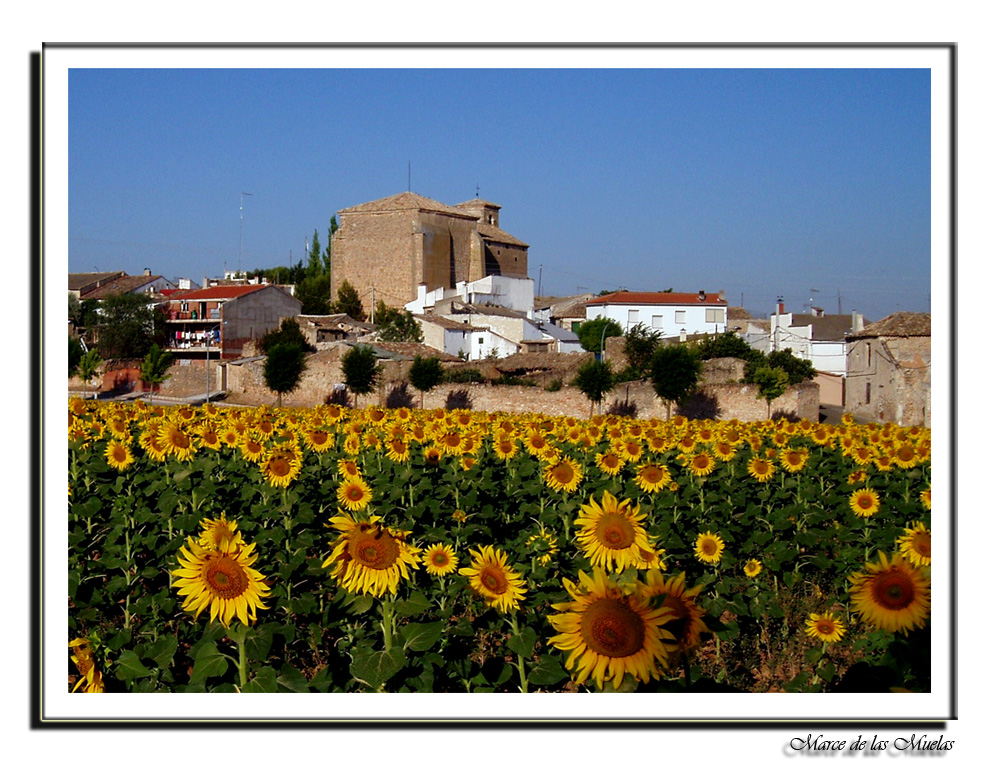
left=585, top=291, right=728, bottom=306
left=850, top=312, right=931, bottom=339
left=176, top=284, right=270, bottom=301
left=456, top=198, right=501, bottom=210
left=339, top=191, right=476, bottom=218
left=69, top=271, right=126, bottom=292
left=478, top=224, right=528, bottom=248
left=83, top=275, right=165, bottom=300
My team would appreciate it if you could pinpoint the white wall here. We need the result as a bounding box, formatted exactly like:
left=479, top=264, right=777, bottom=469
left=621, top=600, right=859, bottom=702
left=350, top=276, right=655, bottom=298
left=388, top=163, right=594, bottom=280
left=585, top=303, right=727, bottom=338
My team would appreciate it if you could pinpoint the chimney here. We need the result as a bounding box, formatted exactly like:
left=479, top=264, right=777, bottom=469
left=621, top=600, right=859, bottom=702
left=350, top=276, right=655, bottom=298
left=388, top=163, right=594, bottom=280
left=717, top=289, right=726, bottom=303
left=143, top=267, right=151, bottom=277
left=777, top=297, right=785, bottom=315
left=698, top=290, right=706, bottom=301
left=852, top=311, right=864, bottom=332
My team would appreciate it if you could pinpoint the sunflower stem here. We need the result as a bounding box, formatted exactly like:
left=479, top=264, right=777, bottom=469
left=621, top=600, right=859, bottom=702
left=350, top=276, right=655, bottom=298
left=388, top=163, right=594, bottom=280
left=380, top=597, right=396, bottom=652
left=509, top=615, right=529, bottom=693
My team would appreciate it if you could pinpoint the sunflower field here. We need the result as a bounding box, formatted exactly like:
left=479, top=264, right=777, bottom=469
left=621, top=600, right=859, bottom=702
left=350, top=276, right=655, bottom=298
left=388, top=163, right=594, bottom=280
left=67, top=398, right=932, bottom=695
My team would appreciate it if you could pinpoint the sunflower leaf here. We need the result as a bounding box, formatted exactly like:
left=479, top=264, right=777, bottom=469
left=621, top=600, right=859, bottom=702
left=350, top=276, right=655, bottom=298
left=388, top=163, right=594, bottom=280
left=189, top=643, right=230, bottom=685
left=276, top=664, right=310, bottom=693
left=350, top=647, right=405, bottom=690
left=115, top=650, right=153, bottom=681
left=143, top=635, right=178, bottom=669
left=398, top=621, right=444, bottom=652
left=527, top=654, right=568, bottom=686
left=507, top=626, right=537, bottom=659
left=245, top=666, right=278, bottom=693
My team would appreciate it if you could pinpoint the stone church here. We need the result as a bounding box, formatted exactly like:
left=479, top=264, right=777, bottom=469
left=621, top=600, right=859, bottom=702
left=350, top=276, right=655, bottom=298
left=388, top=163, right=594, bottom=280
left=330, top=191, right=530, bottom=310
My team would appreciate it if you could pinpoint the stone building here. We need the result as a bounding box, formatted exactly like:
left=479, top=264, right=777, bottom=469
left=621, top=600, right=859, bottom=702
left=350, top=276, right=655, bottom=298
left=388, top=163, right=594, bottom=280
left=330, top=192, right=530, bottom=311
left=845, top=312, right=931, bottom=427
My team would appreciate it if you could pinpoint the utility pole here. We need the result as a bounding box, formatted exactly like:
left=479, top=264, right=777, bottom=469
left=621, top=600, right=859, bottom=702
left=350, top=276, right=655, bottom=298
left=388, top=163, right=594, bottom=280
left=239, top=192, right=252, bottom=275
left=371, top=286, right=376, bottom=320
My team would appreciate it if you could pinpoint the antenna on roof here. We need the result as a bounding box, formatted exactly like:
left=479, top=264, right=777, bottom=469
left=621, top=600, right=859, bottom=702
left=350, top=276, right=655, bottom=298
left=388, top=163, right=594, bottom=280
left=476, top=184, right=480, bottom=198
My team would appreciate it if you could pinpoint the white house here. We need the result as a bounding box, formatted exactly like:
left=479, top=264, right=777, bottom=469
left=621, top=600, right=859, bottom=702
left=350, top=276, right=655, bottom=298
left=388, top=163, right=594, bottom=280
left=413, top=312, right=520, bottom=360
left=406, top=274, right=536, bottom=318
left=769, top=303, right=865, bottom=376
left=584, top=291, right=728, bottom=339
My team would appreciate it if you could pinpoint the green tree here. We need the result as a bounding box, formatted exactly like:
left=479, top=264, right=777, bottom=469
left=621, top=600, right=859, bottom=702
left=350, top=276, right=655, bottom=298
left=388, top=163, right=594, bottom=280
left=68, top=293, right=82, bottom=325
left=696, top=332, right=762, bottom=362
left=68, top=336, right=84, bottom=378
left=408, top=355, right=444, bottom=409
left=763, top=348, right=817, bottom=386
left=648, top=344, right=702, bottom=419
left=752, top=365, right=789, bottom=419
left=576, top=317, right=623, bottom=355
left=306, top=230, right=324, bottom=280
left=622, top=324, right=662, bottom=380
left=264, top=343, right=307, bottom=407
left=341, top=345, right=381, bottom=407
left=93, top=292, right=167, bottom=359
left=297, top=274, right=332, bottom=315
left=324, top=215, right=338, bottom=275
left=573, top=358, right=617, bottom=417
left=260, top=318, right=313, bottom=355
left=76, top=349, right=102, bottom=397
left=332, top=280, right=367, bottom=321
left=373, top=301, right=423, bottom=343
left=139, top=344, right=174, bottom=389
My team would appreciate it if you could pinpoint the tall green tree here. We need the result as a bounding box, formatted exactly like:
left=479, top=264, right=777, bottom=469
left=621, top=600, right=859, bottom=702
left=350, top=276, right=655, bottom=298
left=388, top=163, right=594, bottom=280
left=69, top=336, right=84, bottom=378
left=93, top=292, right=167, bottom=359
left=341, top=345, right=380, bottom=407
left=324, top=214, right=338, bottom=276
left=576, top=317, right=623, bottom=355
left=139, top=344, right=174, bottom=389
left=297, top=275, right=332, bottom=315
left=648, top=344, right=702, bottom=419
left=264, top=343, right=307, bottom=407
left=306, top=230, right=324, bottom=280
left=260, top=318, right=313, bottom=355
left=408, top=355, right=444, bottom=409
left=622, top=324, right=662, bottom=380
left=332, top=280, right=366, bottom=321
left=752, top=365, right=789, bottom=419
left=76, top=349, right=102, bottom=397
left=573, top=358, right=617, bottom=417
left=373, top=301, right=423, bottom=343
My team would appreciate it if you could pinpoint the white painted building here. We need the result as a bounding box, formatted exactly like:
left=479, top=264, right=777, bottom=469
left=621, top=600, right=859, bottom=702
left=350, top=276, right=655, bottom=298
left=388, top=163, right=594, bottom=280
left=407, top=274, right=536, bottom=318
left=584, top=291, right=728, bottom=339
left=769, top=304, right=865, bottom=376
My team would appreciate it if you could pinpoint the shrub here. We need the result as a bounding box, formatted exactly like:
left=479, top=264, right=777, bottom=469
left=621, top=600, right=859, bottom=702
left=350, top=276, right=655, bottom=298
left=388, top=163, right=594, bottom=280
left=444, top=367, right=485, bottom=384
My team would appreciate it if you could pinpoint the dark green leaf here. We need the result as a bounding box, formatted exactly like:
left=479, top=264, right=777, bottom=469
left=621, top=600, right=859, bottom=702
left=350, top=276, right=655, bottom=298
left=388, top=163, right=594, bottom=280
left=350, top=647, right=405, bottom=690
left=399, top=621, right=445, bottom=652
left=115, top=650, right=153, bottom=681
left=527, top=655, right=569, bottom=686
left=507, top=626, right=537, bottom=659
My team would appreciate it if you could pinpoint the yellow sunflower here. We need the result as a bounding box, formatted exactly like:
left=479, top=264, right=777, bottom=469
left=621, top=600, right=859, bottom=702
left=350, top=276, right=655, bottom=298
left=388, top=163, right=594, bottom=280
left=575, top=491, right=660, bottom=573
left=747, top=457, right=775, bottom=483
left=805, top=610, right=847, bottom=643
left=920, top=485, right=931, bottom=511
left=220, top=428, right=241, bottom=448
left=304, top=428, right=336, bottom=453
left=492, top=437, right=519, bottom=461
left=634, top=462, right=672, bottom=494
left=171, top=536, right=271, bottom=627
left=337, top=477, right=374, bottom=511
left=595, top=449, right=625, bottom=477
left=197, top=513, right=244, bottom=551
left=896, top=522, right=931, bottom=567
left=338, top=458, right=361, bottom=480
left=158, top=422, right=197, bottom=461
left=616, top=439, right=644, bottom=463
left=893, top=443, right=921, bottom=469
left=779, top=448, right=809, bottom=473
left=848, top=552, right=930, bottom=635
left=322, top=514, right=421, bottom=598
left=694, top=531, right=725, bottom=564
left=642, top=569, right=708, bottom=656
left=525, top=526, right=559, bottom=567
left=196, top=426, right=222, bottom=450
left=104, top=439, right=135, bottom=471
left=543, top=458, right=584, bottom=493
left=260, top=446, right=302, bottom=488
left=138, top=425, right=169, bottom=462
left=452, top=508, right=468, bottom=524
left=69, top=637, right=105, bottom=693
left=849, top=488, right=880, bottom=518
left=548, top=568, right=677, bottom=690
left=459, top=545, right=527, bottom=613
left=687, top=452, right=716, bottom=478
left=423, top=543, right=459, bottom=576
left=384, top=437, right=411, bottom=464
left=743, top=558, right=763, bottom=578
left=239, top=434, right=267, bottom=464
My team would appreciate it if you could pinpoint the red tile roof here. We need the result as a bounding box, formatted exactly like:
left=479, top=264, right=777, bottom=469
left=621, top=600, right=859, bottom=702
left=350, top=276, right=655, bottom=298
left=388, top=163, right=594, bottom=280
left=177, top=284, right=270, bottom=300
left=585, top=291, right=727, bottom=306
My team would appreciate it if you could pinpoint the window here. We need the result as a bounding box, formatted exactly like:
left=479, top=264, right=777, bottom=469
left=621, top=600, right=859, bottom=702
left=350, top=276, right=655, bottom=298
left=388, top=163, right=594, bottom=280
left=651, top=314, right=663, bottom=328
left=478, top=337, right=484, bottom=345
left=628, top=309, right=639, bottom=324
left=865, top=382, right=871, bottom=405
left=706, top=308, right=724, bottom=323
left=675, top=310, right=686, bottom=324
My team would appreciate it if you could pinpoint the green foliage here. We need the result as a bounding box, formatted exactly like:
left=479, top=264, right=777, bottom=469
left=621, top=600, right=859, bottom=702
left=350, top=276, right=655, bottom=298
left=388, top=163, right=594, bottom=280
left=372, top=301, right=423, bottom=343
left=263, top=343, right=307, bottom=406
left=622, top=324, right=663, bottom=378
left=332, top=280, right=366, bottom=321
left=759, top=348, right=817, bottom=386
left=408, top=356, right=444, bottom=395
left=69, top=336, right=85, bottom=378
left=93, top=293, right=167, bottom=360
left=260, top=318, right=313, bottom=356
left=443, top=367, right=485, bottom=384
left=752, top=365, right=789, bottom=418
left=572, top=358, right=617, bottom=415
left=69, top=293, right=82, bottom=324
left=306, top=230, right=324, bottom=280
left=648, top=344, right=702, bottom=417
left=297, top=274, right=332, bottom=315
left=576, top=317, right=622, bottom=354
left=341, top=345, right=380, bottom=404
left=139, top=345, right=174, bottom=386
left=76, top=348, right=102, bottom=384
left=696, top=332, right=762, bottom=362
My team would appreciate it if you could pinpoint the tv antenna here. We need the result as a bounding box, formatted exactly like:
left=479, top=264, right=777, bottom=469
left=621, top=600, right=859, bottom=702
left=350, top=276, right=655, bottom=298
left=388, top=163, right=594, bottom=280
left=239, top=192, right=253, bottom=273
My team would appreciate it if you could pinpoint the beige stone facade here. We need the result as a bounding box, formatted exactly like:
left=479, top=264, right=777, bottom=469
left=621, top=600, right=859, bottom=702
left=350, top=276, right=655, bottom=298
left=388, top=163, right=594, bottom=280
left=845, top=312, right=931, bottom=427
left=331, top=192, right=529, bottom=311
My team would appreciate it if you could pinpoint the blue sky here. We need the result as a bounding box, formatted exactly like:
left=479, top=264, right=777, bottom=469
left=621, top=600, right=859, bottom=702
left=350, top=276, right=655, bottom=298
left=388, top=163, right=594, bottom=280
left=68, top=66, right=931, bottom=320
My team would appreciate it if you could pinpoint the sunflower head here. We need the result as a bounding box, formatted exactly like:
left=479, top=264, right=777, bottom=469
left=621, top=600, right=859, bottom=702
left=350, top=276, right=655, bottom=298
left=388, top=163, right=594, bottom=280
left=694, top=531, right=725, bottom=564
left=459, top=545, right=527, bottom=613
left=805, top=610, right=846, bottom=643
left=743, top=558, right=763, bottom=578
left=848, top=552, right=930, bottom=635
left=849, top=488, right=880, bottom=518
left=171, top=537, right=271, bottom=628
left=543, top=458, right=584, bottom=493
left=575, top=491, right=658, bottom=573
left=423, top=543, right=459, bottom=577
left=896, top=522, right=931, bottom=567
left=322, top=514, right=421, bottom=598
